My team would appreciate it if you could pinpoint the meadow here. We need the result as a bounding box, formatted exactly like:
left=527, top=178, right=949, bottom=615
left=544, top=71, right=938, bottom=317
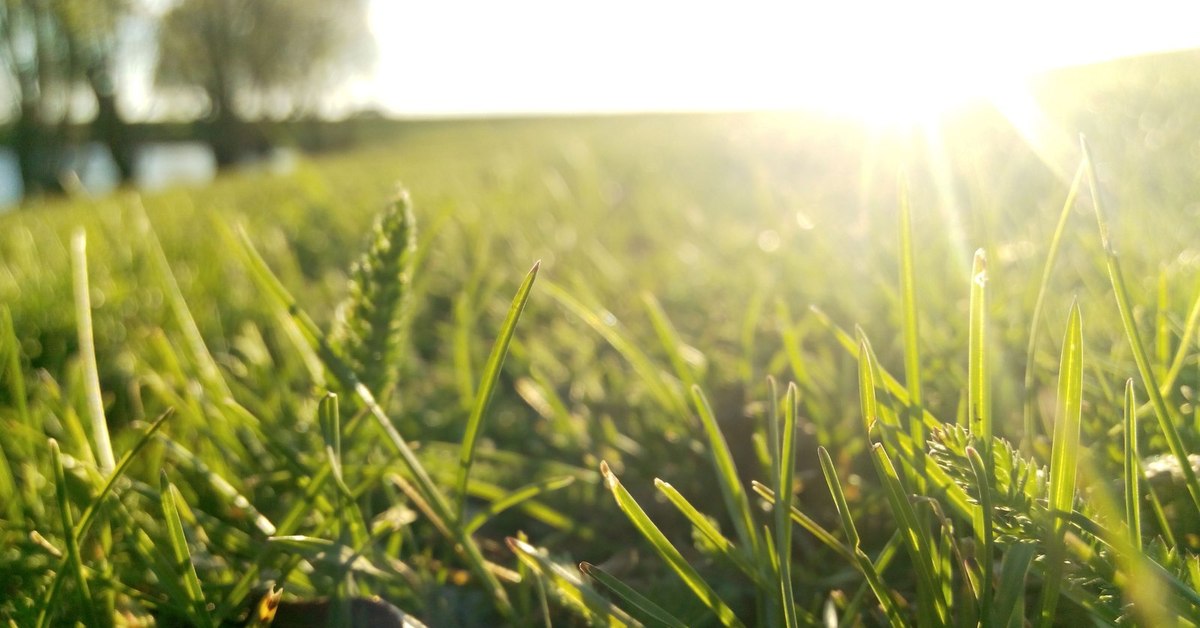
left=4, top=52, right=1200, bottom=626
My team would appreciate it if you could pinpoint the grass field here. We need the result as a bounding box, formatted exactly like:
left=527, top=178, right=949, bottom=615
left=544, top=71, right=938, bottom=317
left=5, top=52, right=1200, bottom=626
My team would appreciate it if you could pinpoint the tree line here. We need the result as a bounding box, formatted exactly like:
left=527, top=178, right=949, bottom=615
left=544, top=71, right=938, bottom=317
left=0, top=0, right=373, bottom=194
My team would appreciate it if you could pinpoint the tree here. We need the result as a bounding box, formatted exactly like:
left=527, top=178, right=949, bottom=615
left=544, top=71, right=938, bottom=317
left=155, top=0, right=374, bottom=165
left=0, top=0, right=132, bottom=192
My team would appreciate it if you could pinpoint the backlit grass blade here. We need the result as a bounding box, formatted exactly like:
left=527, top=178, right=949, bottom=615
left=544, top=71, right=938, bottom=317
left=643, top=292, right=701, bottom=392
left=580, top=561, right=688, bottom=628
left=1162, top=283, right=1200, bottom=393
left=456, top=260, right=539, bottom=520
left=968, top=249, right=991, bottom=448
left=654, top=479, right=759, bottom=582
left=751, top=482, right=855, bottom=564
left=966, top=446, right=994, bottom=621
left=776, top=383, right=799, bottom=628
left=71, top=230, right=115, bottom=475
left=818, top=447, right=905, bottom=627
left=599, top=461, right=744, bottom=627
left=690, top=385, right=760, bottom=557
left=1022, top=158, right=1086, bottom=453
left=47, top=439, right=101, bottom=627
left=465, top=475, right=576, bottom=534
left=898, top=180, right=926, bottom=492
left=160, top=471, right=213, bottom=628
left=1123, top=379, right=1141, bottom=550
left=1082, top=138, right=1200, bottom=520
left=1039, top=301, right=1082, bottom=627
left=509, top=537, right=641, bottom=628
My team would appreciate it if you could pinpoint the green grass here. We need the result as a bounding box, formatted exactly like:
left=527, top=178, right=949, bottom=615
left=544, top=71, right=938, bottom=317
left=5, top=54, right=1200, bottom=625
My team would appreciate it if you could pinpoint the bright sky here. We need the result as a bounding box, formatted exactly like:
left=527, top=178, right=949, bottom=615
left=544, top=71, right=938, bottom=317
left=360, top=0, right=1200, bottom=121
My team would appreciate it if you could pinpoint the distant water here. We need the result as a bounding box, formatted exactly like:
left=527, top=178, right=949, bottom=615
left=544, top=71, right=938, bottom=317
left=0, top=141, right=286, bottom=213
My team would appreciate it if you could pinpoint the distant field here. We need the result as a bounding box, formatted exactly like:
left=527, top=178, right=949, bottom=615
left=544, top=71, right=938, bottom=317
left=4, top=52, right=1200, bottom=625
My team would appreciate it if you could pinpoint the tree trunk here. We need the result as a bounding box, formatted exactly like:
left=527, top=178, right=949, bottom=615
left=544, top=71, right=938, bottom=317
left=88, top=64, right=135, bottom=183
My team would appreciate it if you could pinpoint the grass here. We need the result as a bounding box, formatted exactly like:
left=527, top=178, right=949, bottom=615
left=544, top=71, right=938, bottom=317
left=4, top=53, right=1200, bottom=624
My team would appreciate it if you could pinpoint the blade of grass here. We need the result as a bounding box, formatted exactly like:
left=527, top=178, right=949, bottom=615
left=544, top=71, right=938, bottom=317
left=1082, top=137, right=1200, bottom=522
left=160, top=471, right=213, bottom=628
left=465, top=475, right=576, bottom=534
left=817, top=447, right=905, bottom=627
left=1038, top=301, right=1082, bottom=627
left=690, top=385, right=760, bottom=557
left=455, top=261, right=539, bottom=520
left=966, top=446, right=994, bottom=622
left=1123, top=379, right=1141, bottom=551
left=599, top=461, right=743, bottom=627
left=654, top=479, right=759, bottom=583
left=643, top=292, right=701, bottom=392
left=898, top=180, right=926, bottom=492
left=968, top=249, right=991, bottom=449
left=776, top=383, right=799, bottom=628
left=992, top=541, right=1037, bottom=628
left=1022, top=159, right=1086, bottom=454
left=580, top=561, right=688, bottom=628
left=71, top=230, right=115, bottom=475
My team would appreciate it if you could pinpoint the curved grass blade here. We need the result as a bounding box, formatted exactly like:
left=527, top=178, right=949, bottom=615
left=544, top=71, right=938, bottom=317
left=71, top=230, right=115, bottom=475
left=509, top=537, right=641, bottom=627
left=600, top=461, right=743, bottom=627
left=1038, top=301, right=1082, bottom=627
left=160, top=471, right=213, bottom=628
left=654, top=479, right=759, bottom=582
left=46, top=439, right=101, bottom=628
left=992, top=541, right=1037, bottom=628
left=1083, top=138, right=1200, bottom=521
left=1022, top=159, right=1085, bottom=453
left=455, top=261, right=540, bottom=520
left=818, top=447, right=905, bottom=627
left=751, top=482, right=854, bottom=564
left=580, top=561, right=688, bottom=628
left=642, top=292, right=701, bottom=393
left=690, top=385, right=760, bottom=557
left=465, top=475, right=576, bottom=534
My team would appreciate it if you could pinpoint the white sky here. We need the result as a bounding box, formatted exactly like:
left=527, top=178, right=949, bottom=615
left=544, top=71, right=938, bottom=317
left=358, top=0, right=1200, bottom=119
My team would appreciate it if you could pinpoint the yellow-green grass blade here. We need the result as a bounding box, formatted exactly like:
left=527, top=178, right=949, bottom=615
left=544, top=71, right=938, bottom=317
left=1155, top=270, right=1170, bottom=380
left=509, top=537, right=642, bottom=628
left=818, top=447, right=905, bottom=627
left=599, top=461, right=743, bottom=627
left=1082, top=138, right=1200, bottom=522
left=642, top=292, right=701, bottom=393
left=870, top=444, right=946, bottom=625
left=319, top=393, right=370, bottom=549
left=966, top=446, right=994, bottom=621
left=690, top=385, right=760, bottom=557
left=654, top=479, right=759, bottom=583
left=465, top=475, right=576, bottom=534
left=776, top=384, right=799, bottom=628
left=157, top=434, right=277, bottom=536
left=71, top=230, right=115, bottom=476
left=898, top=180, right=926, bottom=492
left=224, top=220, right=513, bottom=614
left=838, top=531, right=903, bottom=626
left=160, top=471, right=214, bottom=628
left=1161, top=282, right=1200, bottom=396
left=1123, top=379, right=1141, bottom=551
left=750, top=482, right=855, bottom=565
left=580, top=561, right=688, bottom=628
left=968, top=249, right=991, bottom=449
left=1038, top=301, right=1082, bottom=628
left=455, top=260, right=539, bottom=520
left=46, top=439, right=101, bottom=628
left=1022, top=159, right=1086, bottom=453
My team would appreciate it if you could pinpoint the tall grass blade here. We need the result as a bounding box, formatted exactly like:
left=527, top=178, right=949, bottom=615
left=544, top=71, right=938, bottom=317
left=966, top=446, right=994, bottom=621
left=643, top=292, right=701, bottom=392
left=690, top=385, right=760, bottom=557
left=654, top=479, right=759, bottom=582
left=1022, top=159, right=1086, bottom=453
left=160, top=471, right=213, bottom=628
left=455, top=260, right=539, bottom=520
left=1082, top=137, right=1200, bottom=520
left=1123, top=379, right=1141, bottom=551
left=776, top=383, right=799, bottom=628
left=968, top=248, right=990, bottom=445
left=898, top=181, right=926, bottom=491
left=1039, top=301, right=1082, bottom=627
left=580, top=561, right=688, bottom=628
left=992, top=542, right=1037, bottom=628
left=71, top=230, right=115, bottom=475
left=599, top=461, right=743, bottom=627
